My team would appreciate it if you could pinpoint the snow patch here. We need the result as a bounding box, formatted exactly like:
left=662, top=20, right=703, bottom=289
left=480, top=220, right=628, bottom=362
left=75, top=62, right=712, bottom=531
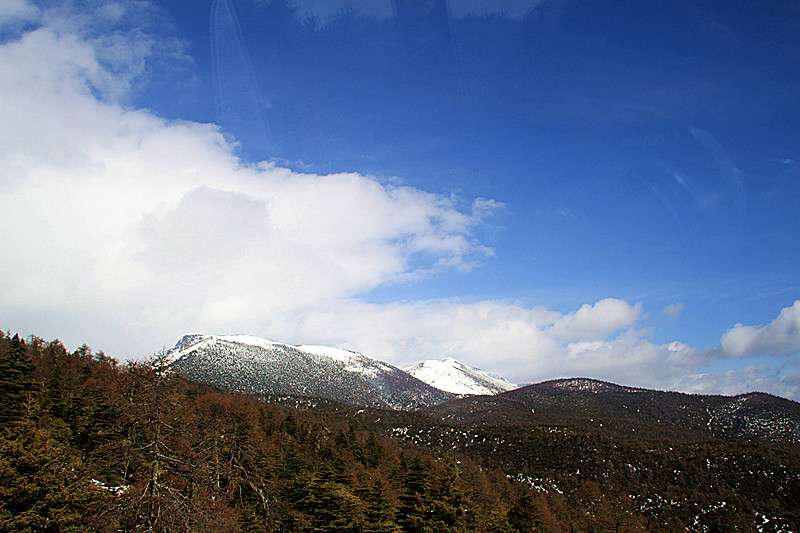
left=405, top=358, right=517, bottom=395
left=216, top=334, right=283, bottom=351
left=298, top=344, right=360, bottom=362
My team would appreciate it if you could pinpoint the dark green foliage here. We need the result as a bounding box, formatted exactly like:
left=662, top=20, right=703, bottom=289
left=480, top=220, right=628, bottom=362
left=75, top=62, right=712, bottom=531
left=0, top=421, right=108, bottom=532
left=484, top=510, right=514, bottom=533
left=507, top=492, right=542, bottom=533
left=427, top=457, right=472, bottom=533
left=298, top=461, right=364, bottom=533
left=363, top=430, right=384, bottom=467
left=395, top=455, right=476, bottom=533
left=396, top=455, right=432, bottom=533
left=0, top=333, right=37, bottom=425
left=363, top=478, right=400, bottom=533
left=0, top=332, right=798, bottom=532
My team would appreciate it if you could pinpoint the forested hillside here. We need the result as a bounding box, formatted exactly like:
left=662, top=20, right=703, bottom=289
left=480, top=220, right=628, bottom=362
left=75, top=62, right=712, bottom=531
left=2, top=331, right=799, bottom=532
left=0, top=332, right=543, bottom=532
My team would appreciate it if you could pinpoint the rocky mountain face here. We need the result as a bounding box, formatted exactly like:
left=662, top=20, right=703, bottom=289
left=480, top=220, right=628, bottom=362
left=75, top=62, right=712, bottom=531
left=404, top=357, right=517, bottom=395
left=166, top=334, right=456, bottom=410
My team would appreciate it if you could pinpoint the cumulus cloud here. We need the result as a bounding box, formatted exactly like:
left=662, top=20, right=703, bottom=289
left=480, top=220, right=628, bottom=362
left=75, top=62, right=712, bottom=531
left=674, top=361, right=800, bottom=401
left=0, top=1, right=494, bottom=354
left=285, top=299, right=710, bottom=391
left=547, top=298, right=641, bottom=341
left=0, top=0, right=39, bottom=23
left=2, top=0, right=798, bottom=401
left=290, top=301, right=799, bottom=396
left=718, top=301, right=800, bottom=358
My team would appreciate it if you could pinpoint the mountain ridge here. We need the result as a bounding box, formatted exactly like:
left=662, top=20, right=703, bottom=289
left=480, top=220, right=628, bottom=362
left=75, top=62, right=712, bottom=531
left=423, top=376, right=800, bottom=445
left=404, top=357, right=517, bottom=395
left=167, top=335, right=800, bottom=441
left=166, top=334, right=457, bottom=410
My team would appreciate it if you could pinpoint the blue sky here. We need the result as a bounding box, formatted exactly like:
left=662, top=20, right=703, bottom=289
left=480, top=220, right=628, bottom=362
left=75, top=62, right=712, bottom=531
left=1, top=0, right=799, bottom=398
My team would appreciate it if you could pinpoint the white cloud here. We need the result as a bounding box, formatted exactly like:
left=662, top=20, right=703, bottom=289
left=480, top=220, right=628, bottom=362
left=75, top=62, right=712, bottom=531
left=674, top=362, right=800, bottom=401
left=285, top=298, right=706, bottom=391
left=719, top=301, right=800, bottom=358
left=547, top=298, right=642, bottom=341
left=287, top=300, right=799, bottom=397
left=0, top=0, right=39, bottom=24
left=2, top=1, right=798, bottom=402
left=0, top=1, right=494, bottom=355
left=662, top=302, right=684, bottom=318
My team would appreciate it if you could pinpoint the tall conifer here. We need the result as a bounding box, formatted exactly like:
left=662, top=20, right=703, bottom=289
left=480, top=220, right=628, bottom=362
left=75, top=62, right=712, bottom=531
left=0, top=334, right=38, bottom=425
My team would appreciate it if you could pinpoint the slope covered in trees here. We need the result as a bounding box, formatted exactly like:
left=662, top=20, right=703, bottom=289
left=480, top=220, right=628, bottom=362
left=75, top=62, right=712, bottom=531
left=2, top=331, right=799, bottom=532
left=0, top=332, right=540, bottom=532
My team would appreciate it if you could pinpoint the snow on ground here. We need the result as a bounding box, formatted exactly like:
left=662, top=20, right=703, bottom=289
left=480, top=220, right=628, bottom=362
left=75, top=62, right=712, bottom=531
left=297, top=344, right=360, bottom=362
left=405, top=357, right=517, bottom=395
left=168, top=335, right=517, bottom=390
left=168, top=334, right=393, bottom=379
left=216, top=335, right=282, bottom=351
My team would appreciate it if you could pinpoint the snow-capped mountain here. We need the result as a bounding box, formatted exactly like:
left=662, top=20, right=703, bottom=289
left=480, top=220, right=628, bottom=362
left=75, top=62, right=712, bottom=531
left=167, top=334, right=456, bottom=410
left=404, top=357, right=517, bottom=396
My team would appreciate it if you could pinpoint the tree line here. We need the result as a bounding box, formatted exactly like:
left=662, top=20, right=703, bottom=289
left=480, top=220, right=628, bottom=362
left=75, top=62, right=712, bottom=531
left=5, top=331, right=794, bottom=532
left=0, top=332, right=549, bottom=532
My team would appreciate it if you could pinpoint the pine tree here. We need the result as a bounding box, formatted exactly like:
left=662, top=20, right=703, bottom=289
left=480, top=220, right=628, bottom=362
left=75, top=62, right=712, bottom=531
left=363, top=430, right=384, bottom=468
left=363, top=478, right=400, bottom=533
left=298, top=459, right=365, bottom=533
left=0, top=421, right=109, bottom=532
left=396, top=455, right=433, bottom=533
left=484, top=510, right=514, bottom=533
left=508, top=491, right=543, bottom=533
left=428, top=457, right=472, bottom=533
left=0, top=334, right=38, bottom=426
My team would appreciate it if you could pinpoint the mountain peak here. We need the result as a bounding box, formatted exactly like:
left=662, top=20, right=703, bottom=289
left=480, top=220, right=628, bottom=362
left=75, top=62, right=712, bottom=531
left=544, top=377, right=637, bottom=394
left=404, top=358, right=517, bottom=396
left=166, top=334, right=455, bottom=409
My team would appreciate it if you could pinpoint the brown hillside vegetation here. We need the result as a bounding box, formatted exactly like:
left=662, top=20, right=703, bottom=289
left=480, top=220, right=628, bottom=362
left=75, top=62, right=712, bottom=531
left=1, top=332, right=799, bottom=532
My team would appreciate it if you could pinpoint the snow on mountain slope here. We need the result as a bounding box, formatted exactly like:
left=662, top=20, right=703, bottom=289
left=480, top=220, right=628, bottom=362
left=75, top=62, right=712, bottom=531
left=165, top=334, right=283, bottom=365
left=166, top=334, right=455, bottom=409
left=404, top=357, right=517, bottom=396
left=297, top=344, right=398, bottom=378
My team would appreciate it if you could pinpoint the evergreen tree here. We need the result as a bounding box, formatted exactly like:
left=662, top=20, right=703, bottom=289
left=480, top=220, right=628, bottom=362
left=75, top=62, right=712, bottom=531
left=297, top=459, right=365, bottom=533
left=508, top=492, right=543, bottom=533
left=428, top=457, right=472, bottom=533
left=396, top=455, right=433, bottom=533
left=484, top=510, right=514, bottom=533
left=363, top=430, right=384, bottom=468
left=0, top=334, right=38, bottom=426
left=363, top=478, right=401, bottom=533
left=0, top=420, right=109, bottom=532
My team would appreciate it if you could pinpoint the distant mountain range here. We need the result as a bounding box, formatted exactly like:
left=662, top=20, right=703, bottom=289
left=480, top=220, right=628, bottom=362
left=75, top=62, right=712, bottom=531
left=167, top=334, right=800, bottom=446
left=167, top=335, right=520, bottom=409
left=360, top=378, right=800, bottom=529
left=423, top=377, right=800, bottom=445
left=168, top=334, right=471, bottom=409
